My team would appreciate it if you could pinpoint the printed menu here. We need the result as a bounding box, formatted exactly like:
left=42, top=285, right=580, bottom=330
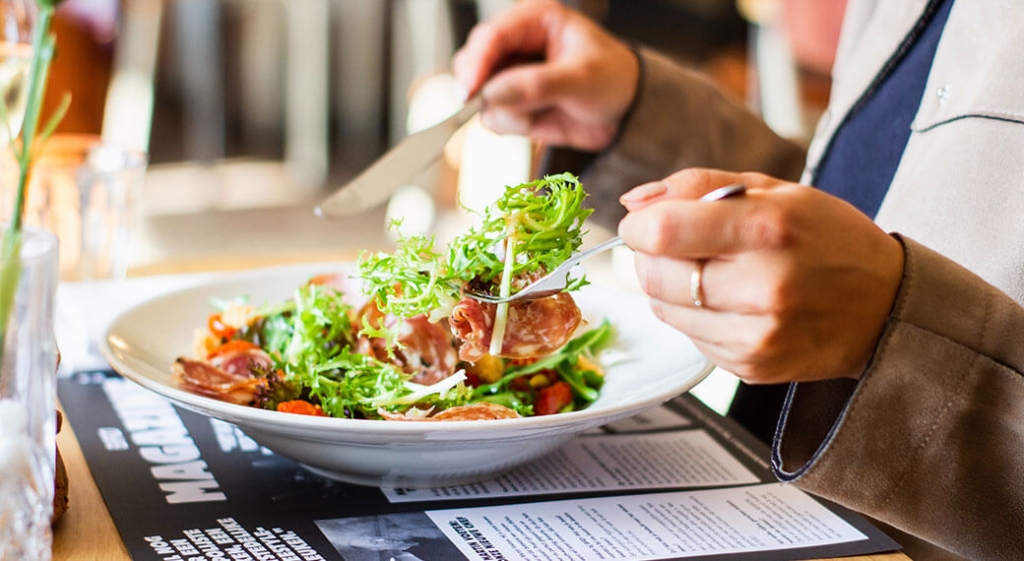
left=58, top=369, right=900, bottom=561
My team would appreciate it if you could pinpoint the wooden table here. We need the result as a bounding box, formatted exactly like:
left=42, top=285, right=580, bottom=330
left=54, top=406, right=133, bottom=561
left=49, top=195, right=913, bottom=561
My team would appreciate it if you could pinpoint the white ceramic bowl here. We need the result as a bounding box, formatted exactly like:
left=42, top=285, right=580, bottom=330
left=101, top=265, right=712, bottom=488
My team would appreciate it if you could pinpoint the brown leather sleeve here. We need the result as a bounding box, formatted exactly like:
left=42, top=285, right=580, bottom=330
left=774, top=236, right=1024, bottom=560
left=541, top=48, right=807, bottom=231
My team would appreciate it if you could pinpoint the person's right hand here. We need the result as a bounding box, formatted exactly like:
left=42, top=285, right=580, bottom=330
left=617, top=168, right=906, bottom=385
left=451, top=0, right=640, bottom=152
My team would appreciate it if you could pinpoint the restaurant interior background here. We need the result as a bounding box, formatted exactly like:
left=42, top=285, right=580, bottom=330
left=43, top=0, right=844, bottom=412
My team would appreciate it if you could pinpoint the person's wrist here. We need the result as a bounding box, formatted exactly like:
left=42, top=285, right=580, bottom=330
left=599, top=44, right=645, bottom=152
left=847, top=233, right=906, bottom=380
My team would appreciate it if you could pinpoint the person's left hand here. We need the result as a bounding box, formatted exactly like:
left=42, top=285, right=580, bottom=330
left=451, top=0, right=639, bottom=151
left=617, top=168, right=905, bottom=384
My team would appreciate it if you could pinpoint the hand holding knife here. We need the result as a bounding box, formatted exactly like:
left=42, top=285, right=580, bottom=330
left=314, top=51, right=552, bottom=219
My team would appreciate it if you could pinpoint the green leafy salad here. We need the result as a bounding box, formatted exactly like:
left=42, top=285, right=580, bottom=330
left=172, top=173, right=614, bottom=421
left=359, top=172, right=592, bottom=321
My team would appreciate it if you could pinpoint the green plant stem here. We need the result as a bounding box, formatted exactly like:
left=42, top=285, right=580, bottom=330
left=0, top=4, right=57, bottom=367
left=0, top=234, right=21, bottom=361
left=13, top=5, right=55, bottom=224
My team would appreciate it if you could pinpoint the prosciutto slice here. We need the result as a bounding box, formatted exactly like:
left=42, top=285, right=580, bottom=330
left=356, top=302, right=459, bottom=386
left=378, top=402, right=520, bottom=421
left=209, top=346, right=274, bottom=377
left=449, top=292, right=582, bottom=362
left=171, top=346, right=273, bottom=405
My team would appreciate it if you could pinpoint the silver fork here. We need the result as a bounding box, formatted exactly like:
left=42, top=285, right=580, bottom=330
left=465, top=235, right=628, bottom=304
left=464, top=183, right=747, bottom=304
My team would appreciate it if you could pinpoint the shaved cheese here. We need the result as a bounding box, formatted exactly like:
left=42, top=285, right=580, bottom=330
left=489, top=227, right=518, bottom=356
left=489, top=302, right=509, bottom=356
left=385, top=370, right=468, bottom=406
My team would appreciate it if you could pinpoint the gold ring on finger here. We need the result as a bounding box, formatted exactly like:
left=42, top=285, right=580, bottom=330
left=690, top=259, right=707, bottom=308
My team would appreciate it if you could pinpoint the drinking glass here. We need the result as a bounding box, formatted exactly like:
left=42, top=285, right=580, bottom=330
left=21, top=133, right=148, bottom=281
left=0, top=0, right=35, bottom=145
left=0, top=224, right=60, bottom=560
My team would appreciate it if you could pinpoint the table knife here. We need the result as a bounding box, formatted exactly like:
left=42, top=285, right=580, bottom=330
left=314, top=95, right=483, bottom=218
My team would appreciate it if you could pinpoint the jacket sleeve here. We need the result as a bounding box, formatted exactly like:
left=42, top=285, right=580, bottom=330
left=772, top=235, right=1024, bottom=560
left=542, top=47, right=807, bottom=230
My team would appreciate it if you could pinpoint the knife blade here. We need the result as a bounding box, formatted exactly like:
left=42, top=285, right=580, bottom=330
left=314, top=95, right=484, bottom=218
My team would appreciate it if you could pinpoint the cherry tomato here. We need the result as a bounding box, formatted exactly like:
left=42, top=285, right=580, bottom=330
left=462, top=370, right=482, bottom=388
left=207, top=313, right=237, bottom=340
left=534, top=381, right=573, bottom=416
left=277, top=400, right=327, bottom=416
left=207, top=339, right=260, bottom=359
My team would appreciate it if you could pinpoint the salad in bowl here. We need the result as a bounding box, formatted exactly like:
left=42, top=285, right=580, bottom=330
left=172, top=173, right=614, bottom=422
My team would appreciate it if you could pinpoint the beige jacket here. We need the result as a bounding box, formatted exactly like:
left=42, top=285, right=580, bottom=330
left=576, top=1, right=1024, bottom=559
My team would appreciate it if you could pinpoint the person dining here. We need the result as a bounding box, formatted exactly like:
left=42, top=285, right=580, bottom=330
left=451, top=0, right=1024, bottom=559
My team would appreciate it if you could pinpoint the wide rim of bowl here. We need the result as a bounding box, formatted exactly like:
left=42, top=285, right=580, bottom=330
left=99, top=264, right=714, bottom=440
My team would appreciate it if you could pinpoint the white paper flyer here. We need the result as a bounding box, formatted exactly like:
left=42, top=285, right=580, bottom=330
left=426, top=483, right=868, bottom=561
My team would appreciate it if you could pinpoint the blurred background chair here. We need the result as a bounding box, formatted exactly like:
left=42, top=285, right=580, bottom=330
left=47, top=0, right=844, bottom=208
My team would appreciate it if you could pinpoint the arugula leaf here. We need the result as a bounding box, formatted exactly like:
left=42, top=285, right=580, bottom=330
left=356, top=230, right=460, bottom=327
left=491, top=172, right=593, bottom=281
left=355, top=173, right=593, bottom=348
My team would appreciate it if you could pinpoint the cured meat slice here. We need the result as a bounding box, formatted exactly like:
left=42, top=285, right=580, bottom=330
left=378, top=402, right=520, bottom=421
left=209, top=346, right=274, bottom=377
left=171, top=356, right=265, bottom=405
left=356, top=302, right=459, bottom=385
left=449, top=292, right=582, bottom=362
left=432, top=401, right=520, bottom=420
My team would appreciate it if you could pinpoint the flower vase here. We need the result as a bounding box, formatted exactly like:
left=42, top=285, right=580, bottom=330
left=0, top=223, right=59, bottom=560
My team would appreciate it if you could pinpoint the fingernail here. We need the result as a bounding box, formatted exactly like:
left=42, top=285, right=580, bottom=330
left=620, top=182, right=667, bottom=205
left=454, top=81, right=470, bottom=103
